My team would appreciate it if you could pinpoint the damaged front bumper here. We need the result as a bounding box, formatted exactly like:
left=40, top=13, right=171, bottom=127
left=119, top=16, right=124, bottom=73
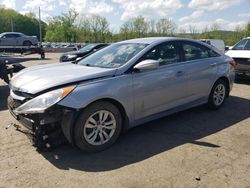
left=8, top=96, right=78, bottom=150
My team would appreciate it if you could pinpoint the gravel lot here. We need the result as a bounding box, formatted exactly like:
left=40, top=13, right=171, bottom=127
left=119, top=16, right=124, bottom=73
left=0, top=53, right=250, bottom=188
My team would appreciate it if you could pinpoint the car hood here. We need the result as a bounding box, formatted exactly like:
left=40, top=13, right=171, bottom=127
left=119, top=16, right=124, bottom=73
left=226, top=50, right=250, bottom=58
left=10, top=63, right=116, bottom=94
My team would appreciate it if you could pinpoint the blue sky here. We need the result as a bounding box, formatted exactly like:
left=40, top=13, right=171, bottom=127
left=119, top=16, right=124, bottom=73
left=0, top=0, right=250, bottom=32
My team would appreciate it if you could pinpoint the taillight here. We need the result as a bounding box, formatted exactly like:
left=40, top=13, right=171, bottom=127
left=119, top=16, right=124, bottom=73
left=229, top=60, right=237, bottom=69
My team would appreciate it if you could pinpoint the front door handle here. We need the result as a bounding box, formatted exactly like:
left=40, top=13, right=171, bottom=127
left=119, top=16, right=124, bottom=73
left=176, top=71, right=185, bottom=77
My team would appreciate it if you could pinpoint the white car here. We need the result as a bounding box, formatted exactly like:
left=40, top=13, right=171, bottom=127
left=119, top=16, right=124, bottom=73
left=0, top=32, right=38, bottom=46
left=226, top=37, right=250, bottom=78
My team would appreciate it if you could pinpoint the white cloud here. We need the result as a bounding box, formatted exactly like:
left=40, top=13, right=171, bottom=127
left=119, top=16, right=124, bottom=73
left=188, top=0, right=241, bottom=11
left=179, top=10, right=203, bottom=22
left=238, top=12, right=250, bottom=17
left=23, top=0, right=54, bottom=12
left=22, top=0, right=60, bottom=21
left=19, top=0, right=114, bottom=21
left=69, top=0, right=114, bottom=15
left=113, top=0, right=183, bottom=21
left=1, top=0, right=15, bottom=9
left=179, top=18, right=247, bottom=32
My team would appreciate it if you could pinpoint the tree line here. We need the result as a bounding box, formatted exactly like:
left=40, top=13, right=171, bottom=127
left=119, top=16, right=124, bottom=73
left=0, top=8, right=46, bottom=39
left=0, top=8, right=250, bottom=45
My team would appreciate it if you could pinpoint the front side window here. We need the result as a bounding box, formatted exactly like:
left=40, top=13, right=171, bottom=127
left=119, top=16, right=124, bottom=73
left=244, top=39, right=250, bottom=50
left=232, top=39, right=250, bottom=50
left=2, top=34, right=13, bottom=38
left=141, top=42, right=180, bottom=66
left=13, top=34, right=21, bottom=38
left=78, top=43, right=147, bottom=68
left=182, top=42, right=209, bottom=61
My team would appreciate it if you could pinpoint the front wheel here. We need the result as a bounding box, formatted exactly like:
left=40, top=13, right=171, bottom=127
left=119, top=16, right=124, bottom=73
left=74, top=101, right=122, bottom=152
left=23, top=41, right=32, bottom=46
left=207, top=79, right=228, bottom=110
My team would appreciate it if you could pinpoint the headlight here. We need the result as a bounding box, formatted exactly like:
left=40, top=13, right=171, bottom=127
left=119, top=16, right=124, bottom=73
left=66, top=54, right=77, bottom=59
left=14, top=85, right=75, bottom=114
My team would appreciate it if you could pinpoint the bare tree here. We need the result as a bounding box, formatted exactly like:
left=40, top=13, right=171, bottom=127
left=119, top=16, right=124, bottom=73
left=120, top=21, right=132, bottom=39
left=233, top=25, right=244, bottom=42
left=189, top=25, right=198, bottom=39
left=210, top=23, right=221, bottom=31
left=132, top=16, right=149, bottom=38
left=156, top=18, right=176, bottom=36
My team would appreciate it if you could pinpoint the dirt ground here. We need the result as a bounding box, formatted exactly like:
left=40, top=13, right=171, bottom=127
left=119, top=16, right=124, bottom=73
left=0, top=53, right=250, bottom=188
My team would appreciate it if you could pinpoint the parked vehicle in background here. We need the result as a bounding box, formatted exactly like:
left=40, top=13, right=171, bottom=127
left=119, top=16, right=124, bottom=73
left=59, top=43, right=109, bottom=62
left=226, top=37, right=250, bottom=78
left=200, top=39, right=225, bottom=53
left=8, top=37, right=235, bottom=152
left=0, top=32, right=38, bottom=46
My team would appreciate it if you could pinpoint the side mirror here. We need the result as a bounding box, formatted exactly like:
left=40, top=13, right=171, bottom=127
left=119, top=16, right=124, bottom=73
left=134, top=59, right=159, bottom=71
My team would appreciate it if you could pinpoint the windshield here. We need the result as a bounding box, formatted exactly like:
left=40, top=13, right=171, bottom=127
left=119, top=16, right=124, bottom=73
left=232, top=39, right=250, bottom=50
left=79, top=44, right=97, bottom=52
left=78, top=43, right=148, bottom=68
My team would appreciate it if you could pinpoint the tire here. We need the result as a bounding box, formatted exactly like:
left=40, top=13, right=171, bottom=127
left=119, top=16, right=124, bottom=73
left=207, top=79, right=228, bottom=110
left=74, top=101, right=122, bottom=152
left=23, top=41, right=32, bottom=46
left=41, top=53, right=45, bottom=59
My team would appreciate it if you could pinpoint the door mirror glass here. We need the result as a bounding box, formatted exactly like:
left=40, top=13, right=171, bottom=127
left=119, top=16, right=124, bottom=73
left=134, top=59, right=159, bottom=71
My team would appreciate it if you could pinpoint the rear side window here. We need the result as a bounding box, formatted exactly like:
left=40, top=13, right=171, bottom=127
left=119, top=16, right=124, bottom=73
left=182, top=42, right=209, bottom=61
left=12, top=34, right=21, bottom=38
left=208, top=49, right=220, bottom=57
left=141, top=42, right=180, bottom=66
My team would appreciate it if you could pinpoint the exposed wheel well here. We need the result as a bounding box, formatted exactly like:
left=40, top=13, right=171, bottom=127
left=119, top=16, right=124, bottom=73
left=23, top=40, right=32, bottom=45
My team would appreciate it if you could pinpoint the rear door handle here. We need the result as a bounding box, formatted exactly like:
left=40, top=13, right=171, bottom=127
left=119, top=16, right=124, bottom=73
left=210, top=63, right=217, bottom=67
left=176, top=71, right=185, bottom=77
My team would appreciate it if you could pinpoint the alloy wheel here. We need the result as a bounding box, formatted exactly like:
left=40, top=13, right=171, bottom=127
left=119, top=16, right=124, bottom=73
left=213, top=83, right=226, bottom=106
left=83, top=110, right=116, bottom=146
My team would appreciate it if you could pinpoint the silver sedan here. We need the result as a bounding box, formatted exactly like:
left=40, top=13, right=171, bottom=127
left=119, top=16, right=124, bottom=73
left=8, top=37, right=235, bottom=152
left=0, top=32, right=38, bottom=46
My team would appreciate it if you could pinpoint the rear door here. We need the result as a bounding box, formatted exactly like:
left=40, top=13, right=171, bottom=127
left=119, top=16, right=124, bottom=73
left=180, top=41, right=220, bottom=101
left=132, top=41, right=192, bottom=120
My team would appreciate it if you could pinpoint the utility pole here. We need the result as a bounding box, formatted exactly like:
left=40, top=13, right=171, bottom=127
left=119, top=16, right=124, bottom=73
left=39, top=7, right=42, bottom=43
left=11, top=18, right=14, bottom=31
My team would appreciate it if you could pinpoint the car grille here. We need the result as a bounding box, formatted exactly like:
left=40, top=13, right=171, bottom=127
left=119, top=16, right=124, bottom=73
left=8, top=90, right=32, bottom=110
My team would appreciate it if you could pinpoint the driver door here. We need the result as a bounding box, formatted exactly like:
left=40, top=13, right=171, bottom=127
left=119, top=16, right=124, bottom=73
left=132, top=42, right=191, bottom=120
left=0, top=34, right=15, bottom=46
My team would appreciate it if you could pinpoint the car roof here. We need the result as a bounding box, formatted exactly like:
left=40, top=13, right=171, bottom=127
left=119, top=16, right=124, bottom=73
left=117, top=37, right=177, bottom=44
left=86, top=43, right=108, bottom=46
left=1, top=32, right=24, bottom=35
left=117, top=37, right=207, bottom=45
left=117, top=37, right=223, bottom=55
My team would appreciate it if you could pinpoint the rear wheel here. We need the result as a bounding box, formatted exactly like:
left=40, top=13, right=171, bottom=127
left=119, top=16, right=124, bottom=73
left=208, top=79, right=227, bottom=110
left=74, top=101, right=122, bottom=152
